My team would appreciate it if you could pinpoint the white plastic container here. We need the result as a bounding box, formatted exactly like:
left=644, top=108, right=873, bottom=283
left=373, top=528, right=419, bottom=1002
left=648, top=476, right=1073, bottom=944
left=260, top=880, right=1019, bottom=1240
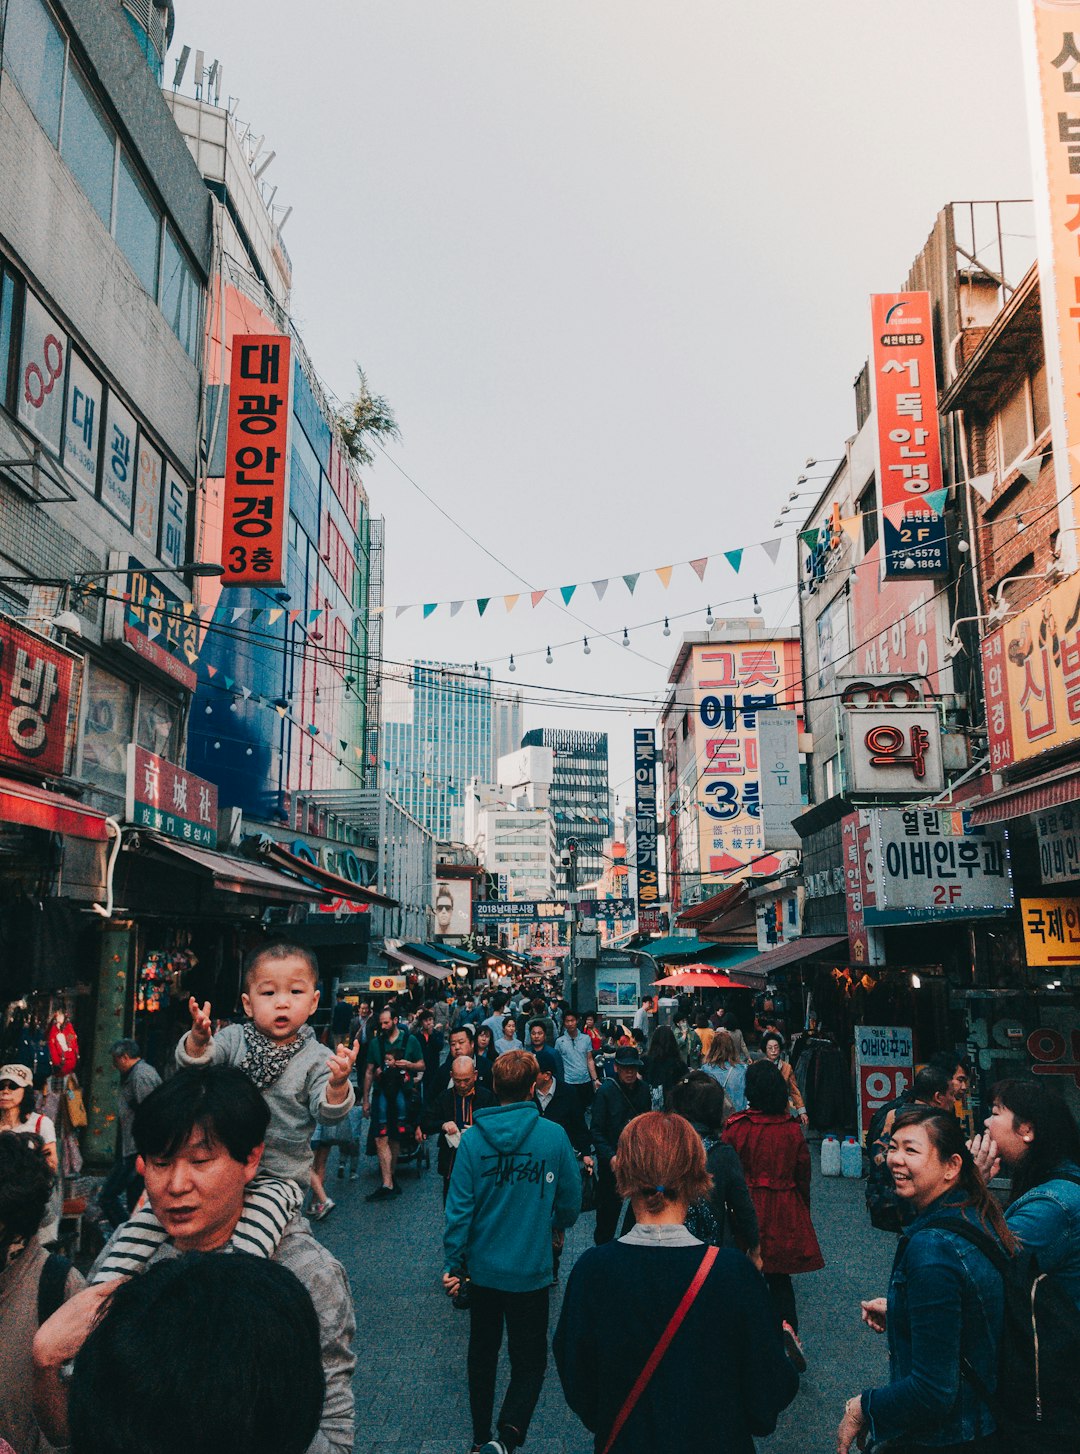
left=820, top=1134, right=841, bottom=1177
left=840, top=1135, right=863, bottom=1178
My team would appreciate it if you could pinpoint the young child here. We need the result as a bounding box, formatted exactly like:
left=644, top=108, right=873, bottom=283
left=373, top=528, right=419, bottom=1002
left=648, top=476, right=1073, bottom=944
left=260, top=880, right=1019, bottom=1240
left=92, top=942, right=356, bottom=1281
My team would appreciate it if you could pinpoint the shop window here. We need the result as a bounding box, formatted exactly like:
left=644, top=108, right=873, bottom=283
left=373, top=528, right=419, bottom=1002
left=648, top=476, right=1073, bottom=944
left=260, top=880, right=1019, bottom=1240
left=998, top=378, right=1033, bottom=475
left=160, top=225, right=200, bottom=360
left=4, top=0, right=65, bottom=146
left=137, top=686, right=178, bottom=762
left=858, top=478, right=878, bottom=553
left=60, top=62, right=116, bottom=227
left=115, top=151, right=161, bottom=297
left=81, top=661, right=134, bottom=800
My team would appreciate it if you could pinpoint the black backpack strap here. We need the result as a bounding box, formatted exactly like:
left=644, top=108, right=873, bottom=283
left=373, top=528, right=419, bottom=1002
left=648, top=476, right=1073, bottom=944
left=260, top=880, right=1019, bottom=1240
left=37, top=1251, right=72, bottom=1326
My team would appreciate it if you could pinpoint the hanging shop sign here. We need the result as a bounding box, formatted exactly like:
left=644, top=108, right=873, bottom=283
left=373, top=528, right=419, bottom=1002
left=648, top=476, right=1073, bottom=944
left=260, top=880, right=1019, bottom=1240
left=633, top=728, right=659, bottom=907
left=1021, top=896, right=1080, bottom=967
left=1034, top=807, right=1080, bottom=885
left=578, top=898, right=637, bottom=923
left=638, top=904, right=669, bottom=935
left=844, top=707, right=944, bottom=794
left=981, top=572, right=1080, bottom=770
left=854, top=1024, right=914, bottom=1143
left=221, top=334, right=292, bottom=588
left=757, top=709, right=803, bottom=850
left=869, top=291, right=949, bottom=580
left=474, top=900, right=568, bottom=923
left=102, top=554, right=198, bottom=691
left=125, top=745, right=218, bottom=847
left=369, top=975, right=406, bottom=994
left=0, top=613, right=80, bottom=779
left=864, top=808, right=1013, bottom=926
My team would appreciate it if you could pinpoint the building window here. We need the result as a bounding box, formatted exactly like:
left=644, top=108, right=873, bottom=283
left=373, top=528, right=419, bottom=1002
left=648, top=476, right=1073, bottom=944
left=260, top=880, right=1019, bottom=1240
left=1031, top=361, right=1050, bottom=441
left=998, top=378, right=1033, bottom=475
left=160, top=225, right=200, bottom=360
left=0, top=270, right=17, bottom=412
left=60, top=62, right=115, bottom=227
left=115, top=152, right=161, bottom=296
left=858, top=478, right=878, bottom=553
left=5, top=0, right=66, bottom=146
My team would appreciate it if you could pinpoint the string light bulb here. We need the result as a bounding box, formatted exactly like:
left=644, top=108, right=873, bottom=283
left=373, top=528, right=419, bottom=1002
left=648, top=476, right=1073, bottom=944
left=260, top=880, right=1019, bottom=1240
left=213, top=740, right=221, bottom=749
left=1016, top=513, right=1027, bottom=534
left=245, top=746, right=253, bottom=756
left=508, top=655, right=516, bottom=672
left=663, top=617, right=671, bottom=637
left=583, top=637, right=591, bottom=655
left=957, top=538, right=970, bottom=553
left=705, top=605, right=714, bottom=627
left=753, top=594, right=763, bottom=616
left=622, top=627, right=630, bottom=647
left=545, top=646, right=553, bottom=665
left=229, top=699, right=238, bottom=712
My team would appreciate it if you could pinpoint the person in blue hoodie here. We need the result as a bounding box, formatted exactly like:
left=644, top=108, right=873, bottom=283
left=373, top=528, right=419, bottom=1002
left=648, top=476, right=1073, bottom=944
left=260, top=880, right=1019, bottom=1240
left=442, top=1048, right=582, bottom=1454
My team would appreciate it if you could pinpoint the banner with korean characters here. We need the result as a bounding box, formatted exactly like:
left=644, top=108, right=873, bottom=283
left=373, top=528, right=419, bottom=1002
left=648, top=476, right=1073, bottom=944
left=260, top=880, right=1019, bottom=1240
left=221, top=334, right=292, bottom=587
left=841, top=810, right=884, bottom=966
left=864, top=808, right=1013, bottom=926
left=0, top=613, right=80, bottom=779
left=981, top=571, right=1080, bottom=769
left=854, top=1024, right=914, bottom=1143
left=1021, top=896, right=1080, bottom=966
left=633, top=728, right=660, bottom=908
left=1034, top=807, right=1080, bottom=884
left=474, top=900, right=568, bottom=923
left=125, top=745, right=217, bottom=847
left=18, top=292, right=67, bottom=454
left=103, top=555, right=198, bottom=692
left=869, top=292, right=949, bottom=580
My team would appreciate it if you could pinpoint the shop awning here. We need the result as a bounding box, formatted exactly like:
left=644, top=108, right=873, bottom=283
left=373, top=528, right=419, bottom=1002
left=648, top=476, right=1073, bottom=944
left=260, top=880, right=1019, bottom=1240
left=640, top=935, right=727, bottom=961
left=653, top=969, right=750, bottom=989
left=382, top=942, right=452, bottom=981
left=0, top=776, right=110, bottom=841
left=421, top=942, right=482, bottom=966
left=723, top=934, right=849, bottom=985
left=136, top=835, right=329, bottom=904
left=255, top=841, right=399, bottom=909
left=966, top=763, right=1080, bottom=825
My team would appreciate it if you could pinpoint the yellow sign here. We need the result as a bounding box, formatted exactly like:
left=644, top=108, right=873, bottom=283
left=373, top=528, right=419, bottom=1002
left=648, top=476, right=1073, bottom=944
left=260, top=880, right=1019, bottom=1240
left=1021, top=895, right=1080, bottom=965
left=982, top=572, right=1080, bottom=768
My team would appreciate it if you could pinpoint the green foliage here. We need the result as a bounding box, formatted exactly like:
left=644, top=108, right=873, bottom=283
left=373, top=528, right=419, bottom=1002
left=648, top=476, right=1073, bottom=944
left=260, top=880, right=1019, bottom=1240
left=335, top=367, right=400, bottom=468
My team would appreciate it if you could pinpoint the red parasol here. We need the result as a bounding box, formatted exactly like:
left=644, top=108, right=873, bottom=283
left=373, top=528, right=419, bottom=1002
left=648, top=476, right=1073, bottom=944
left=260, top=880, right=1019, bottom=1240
left=652, top=966, right=747, bottom=989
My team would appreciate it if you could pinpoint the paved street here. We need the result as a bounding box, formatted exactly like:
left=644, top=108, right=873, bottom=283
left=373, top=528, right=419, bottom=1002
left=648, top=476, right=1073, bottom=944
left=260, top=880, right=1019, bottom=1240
left=314, top=1133, right=896, bottom=1454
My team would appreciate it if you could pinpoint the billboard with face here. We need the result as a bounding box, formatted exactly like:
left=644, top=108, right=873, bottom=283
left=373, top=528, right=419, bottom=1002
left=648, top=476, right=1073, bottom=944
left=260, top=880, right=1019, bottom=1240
left=434, top=877, right=472, bottom=937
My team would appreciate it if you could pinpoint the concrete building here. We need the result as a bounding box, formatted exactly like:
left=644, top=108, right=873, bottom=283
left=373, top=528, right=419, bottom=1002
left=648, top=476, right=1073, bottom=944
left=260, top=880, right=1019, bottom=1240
left=492, top=685, right=524, bottom=765
left=521, top=727, right=610, bottom=890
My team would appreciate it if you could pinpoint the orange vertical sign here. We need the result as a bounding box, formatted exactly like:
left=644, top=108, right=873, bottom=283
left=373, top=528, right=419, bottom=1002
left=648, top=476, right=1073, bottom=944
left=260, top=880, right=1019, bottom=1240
left=221, top=334, right=291, bottom=587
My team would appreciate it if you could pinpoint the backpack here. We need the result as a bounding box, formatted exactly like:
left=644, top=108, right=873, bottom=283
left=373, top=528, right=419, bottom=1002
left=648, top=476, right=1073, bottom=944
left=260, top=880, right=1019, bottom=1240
left=908, top=1204, right=1080, bottom=1452
left=683, top=1136, right=726, bottom=1247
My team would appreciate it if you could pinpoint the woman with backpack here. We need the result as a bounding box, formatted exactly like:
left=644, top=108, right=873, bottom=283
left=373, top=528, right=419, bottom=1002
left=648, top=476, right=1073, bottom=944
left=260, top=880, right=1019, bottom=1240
left=643, top=1026, right=688, bottom=1111
left=971, top=1078, right=1080, bottom=1309
left=837, top=1107, right=1015, bottom=1454
left=670, top=1073, right=760, bottom=1263
left=701, top=1031, right=748, bottom=1112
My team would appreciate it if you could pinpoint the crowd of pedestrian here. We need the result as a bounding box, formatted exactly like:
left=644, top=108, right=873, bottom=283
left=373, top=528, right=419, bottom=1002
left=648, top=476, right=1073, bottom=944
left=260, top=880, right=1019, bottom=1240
left=5, top=951, right=1080, bottom=1454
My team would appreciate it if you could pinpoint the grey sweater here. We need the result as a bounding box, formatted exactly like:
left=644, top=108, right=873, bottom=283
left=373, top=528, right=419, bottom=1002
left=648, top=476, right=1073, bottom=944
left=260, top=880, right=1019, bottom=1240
left=176, top=1024, right=354, bottom=1183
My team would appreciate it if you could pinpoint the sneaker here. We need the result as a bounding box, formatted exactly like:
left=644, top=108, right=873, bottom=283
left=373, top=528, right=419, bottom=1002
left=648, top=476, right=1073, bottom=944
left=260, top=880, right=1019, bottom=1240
left=391, top=1180, right=403, bottom=1195
left=365, top=1185, right=394, bottom=1202
left=782, top=1321, right=807, bottom=1372
left=309, top=1198, right=335, bottom=1222
left=477, top=1442, right=510, bottom=1454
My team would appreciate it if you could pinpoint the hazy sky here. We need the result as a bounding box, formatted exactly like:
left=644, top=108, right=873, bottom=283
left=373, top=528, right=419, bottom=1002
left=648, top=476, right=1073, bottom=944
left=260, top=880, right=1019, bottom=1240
left=175, top=0, right=1032, bottom=803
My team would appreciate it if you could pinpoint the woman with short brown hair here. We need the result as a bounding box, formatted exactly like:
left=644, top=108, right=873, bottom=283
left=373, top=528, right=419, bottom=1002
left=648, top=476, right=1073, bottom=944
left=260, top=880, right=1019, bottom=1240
left=554, top=1112, right=798, bottom=1453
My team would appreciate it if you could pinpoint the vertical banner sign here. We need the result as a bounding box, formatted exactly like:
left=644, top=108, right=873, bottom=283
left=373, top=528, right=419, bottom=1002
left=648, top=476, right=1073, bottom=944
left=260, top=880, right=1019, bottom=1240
left=870, top=292, right=949, bottom=580
left=854, top=1025, right=914, bottom=1144
left=633, top=728, right=659, bottom=911
left=221, top=334, right=291, bottom=587
left=1021, top=0, right=1080, bottom=574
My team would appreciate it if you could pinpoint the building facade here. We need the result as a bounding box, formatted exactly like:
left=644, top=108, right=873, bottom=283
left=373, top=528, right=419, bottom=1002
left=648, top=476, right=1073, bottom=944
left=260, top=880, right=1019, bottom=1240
left=521, top=727, right=610, bottom=889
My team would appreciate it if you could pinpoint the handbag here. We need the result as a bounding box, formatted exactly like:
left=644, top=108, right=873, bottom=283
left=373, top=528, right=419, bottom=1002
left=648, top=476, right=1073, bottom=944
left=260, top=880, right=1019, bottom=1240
left=578, top=1156, right=597, bottom=1213
left=64, top=1075, right=87, bottom=1129
left=599, top=1245, right=718, bottom=1454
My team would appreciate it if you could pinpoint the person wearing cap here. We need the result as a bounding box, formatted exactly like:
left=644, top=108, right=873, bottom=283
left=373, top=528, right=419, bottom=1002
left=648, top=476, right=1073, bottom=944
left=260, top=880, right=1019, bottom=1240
left=420, top=1055, right=496, bottom=1203
left=97, top=1040, right=162, bottom=1234
left=591, top=1047, right=651, bottom=1245
left=0, top=1064, right=60, bottom=1245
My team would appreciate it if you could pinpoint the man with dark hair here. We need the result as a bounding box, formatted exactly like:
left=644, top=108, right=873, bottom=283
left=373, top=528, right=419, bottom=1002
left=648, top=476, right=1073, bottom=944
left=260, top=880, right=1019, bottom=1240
left=554, top=1011, right=599, bottom=1114
left=330, top=989, right=354, bottom=1045
left=414, top=1007, right=445, bottom=1102
left=99, top=1039, right=161, bottom=1232
left=0, top=1134, right=84, bottom=1454
left=591, top=1046, right=651, bottom=1244
left=442, top=1049, right=581, bottom=1454
left=928, top=1051, right=971, bottom=1109
left=532, top=1050, right=591, bottom=1158
left=33, top=1067, right=356, bottom=1454
left=362, top=1006, right=424, bottom=1199
left=481, top=992, right=510, bottom=1043
left=426, top=1024, right=489, bottom=1101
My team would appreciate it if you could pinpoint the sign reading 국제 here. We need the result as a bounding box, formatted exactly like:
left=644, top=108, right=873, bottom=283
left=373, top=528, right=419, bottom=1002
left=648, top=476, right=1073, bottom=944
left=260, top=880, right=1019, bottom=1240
left=221, top=335, right=291, bottom=587
left=125, top=745, right=217, bottom=847
left=0, top=614, right=79, bottom=779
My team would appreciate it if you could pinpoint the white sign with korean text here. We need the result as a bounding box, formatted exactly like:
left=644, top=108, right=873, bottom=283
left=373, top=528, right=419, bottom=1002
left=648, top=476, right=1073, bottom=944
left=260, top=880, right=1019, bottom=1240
left=854, top=1024, right=914, bottom=1143
left=1035, top=807, right=1080, bottom=886
left=160, top=464, right=189, bottom=570
left=846, top=708, right=944, bottom=794
left=101, top=393, right=137, bottom=526
left=133, top=432, right=162, bottom=553
left=758, top=709, right=803, bottom=850
left=62, top=351, right=101, bottom=493
left=18, top=293, right=67, bottom=453
left=866, top=809, right=1013, bottom=926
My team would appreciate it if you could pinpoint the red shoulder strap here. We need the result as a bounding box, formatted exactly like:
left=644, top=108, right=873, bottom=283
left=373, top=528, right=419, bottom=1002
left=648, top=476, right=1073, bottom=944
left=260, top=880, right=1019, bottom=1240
left=600, top=1245, right=718, bottom=1454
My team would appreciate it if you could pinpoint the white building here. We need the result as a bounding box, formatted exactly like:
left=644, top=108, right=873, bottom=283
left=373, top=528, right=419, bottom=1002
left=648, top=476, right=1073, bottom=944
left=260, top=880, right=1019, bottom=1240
left=476, top=805, right=557, bottom=902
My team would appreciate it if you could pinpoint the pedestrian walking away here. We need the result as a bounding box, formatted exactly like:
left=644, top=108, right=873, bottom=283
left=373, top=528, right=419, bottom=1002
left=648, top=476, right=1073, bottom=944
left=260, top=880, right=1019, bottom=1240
left=591, top=1047, right=651, bottom=1245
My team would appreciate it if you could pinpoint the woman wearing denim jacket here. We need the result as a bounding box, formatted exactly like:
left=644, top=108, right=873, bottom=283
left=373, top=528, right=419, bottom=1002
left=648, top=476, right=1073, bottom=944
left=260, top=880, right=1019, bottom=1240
left=971, top=1078, right=1080, bottom=1310
left=837, top=1108, right=1016, bottom=1454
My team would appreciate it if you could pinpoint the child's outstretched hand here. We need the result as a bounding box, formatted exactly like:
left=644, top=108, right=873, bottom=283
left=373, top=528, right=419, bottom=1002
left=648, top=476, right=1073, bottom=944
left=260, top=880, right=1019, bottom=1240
left=187, top=996, right=213, bottom=1055
left=326, top=1042, right=359, bottom=1104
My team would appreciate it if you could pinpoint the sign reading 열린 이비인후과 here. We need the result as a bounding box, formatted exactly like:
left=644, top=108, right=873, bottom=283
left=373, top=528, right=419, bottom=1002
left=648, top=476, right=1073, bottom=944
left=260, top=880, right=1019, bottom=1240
left=0, top=613, right=80, bottom=780
left=869, top=292, right=949, bottom=581
left=865, top=808, right=1013, bottom=926
left=221, top=334, right=292, bottom=587
left=125, top=745, right=218, bottom=847
left=1035, top=807, right=1080, bottom=885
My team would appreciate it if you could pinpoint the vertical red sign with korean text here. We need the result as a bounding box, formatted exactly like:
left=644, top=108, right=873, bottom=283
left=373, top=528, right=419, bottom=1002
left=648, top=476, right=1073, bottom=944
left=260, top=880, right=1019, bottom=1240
left=0, top=614, right=78, bottom=779
left=221, top=334, right=291, bottom=587
left=981, top=625, right=1016, bottom=771
left=870, top=292, right=949, bottom=580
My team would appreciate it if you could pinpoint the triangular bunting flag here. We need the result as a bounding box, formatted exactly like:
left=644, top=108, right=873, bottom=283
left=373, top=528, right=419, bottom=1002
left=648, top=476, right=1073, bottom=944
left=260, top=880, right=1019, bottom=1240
left=477, top=598, right=490, bottom=616
left=839, top=517, right=861, bottom=545
left=623, top=573, right=639, bottom=594
left=276, top=705, right=286, bottom=718
left=656, top=566, right=673, bottom=589
left=924, top=487, right=948, bottom=516
left=224, top=677, right=234, bottom=691
left=250, top=607, right=263, bottom=623
left=206, top=664, right=217, bottom=678
left=799, top=528, right=821, bottom=549
left=724, top=549, right=743, bottom=573
left=689, top=557, right=708, bottom=581
left=1017, top=455, right=1045, bottom=484
left=340, top=741, right=348, bottom=754
left=288, top=609, right=301, bottom=624
left=267, top=608, right=283, bottom=625
left=560, top=585, right=576, bottom=605
left=147, top=621, right=161, bottom=641
left=241, top=686, right=251, bottom=700
left=883, top=501, right=909, bottom=530
left=592, top=579, right=609, bottom=601
left=531, top=590, right=546, bottom=608
left=423, top=603, right=437, bottom=618
left=307, top=724, right=318, bottom=736
left=308, top=608, right=322, bottom=623
left=450, top=601, right=464, bottom=617
left=504, top=594, right=520, bottom=613
left=968, top=471, right=995, bottom=503
left=395, top=605, right=412, bottom=618
left=231, top=607, right=246, bottom=623
left=183, top=602, right=195, bottom=619
left=355, top=747, right=364, bottom=760
left=761, top=537, right=783, bottom=564
left=200, top=604, right=216, bottom=621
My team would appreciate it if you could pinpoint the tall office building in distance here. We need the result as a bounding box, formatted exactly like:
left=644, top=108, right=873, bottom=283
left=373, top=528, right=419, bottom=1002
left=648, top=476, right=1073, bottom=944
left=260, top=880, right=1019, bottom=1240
left=383, top=662, right=494, bottom=840
left=521, top=729, right=610, bottom=888
left=492, top=687, right=524, bottom=764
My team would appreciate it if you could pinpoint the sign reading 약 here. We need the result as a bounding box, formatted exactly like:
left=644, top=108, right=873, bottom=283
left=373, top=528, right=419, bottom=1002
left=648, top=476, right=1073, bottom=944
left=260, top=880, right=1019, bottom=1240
left=0, top=614, right=79, bottom=779
left=854, top=1024, right=914, bottom=1143
left=633, top=728, right=659, bottom=907
left=125, top=745, right=218, bottom=847
left=845, top=707, right=944, bottom=795
left=1022, top=896, right=1080, bottom=967
left=221, top=335, right=292, bottom=587
left=870, top=292, right=949, bottom=580
left=865, top=809, right=1013, bottom=926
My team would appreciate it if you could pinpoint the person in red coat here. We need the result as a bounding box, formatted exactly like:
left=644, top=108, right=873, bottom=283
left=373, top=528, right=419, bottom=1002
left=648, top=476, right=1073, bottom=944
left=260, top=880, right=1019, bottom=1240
left=48, top=1010, right=79, bottom=1076
left=723, top=1059, right=823, bottom=1372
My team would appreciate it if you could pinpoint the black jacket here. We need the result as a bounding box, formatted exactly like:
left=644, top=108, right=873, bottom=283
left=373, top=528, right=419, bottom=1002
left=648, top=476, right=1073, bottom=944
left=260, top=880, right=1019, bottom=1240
left=425, top=1053, right=492, bottom=1102
left=420, top=1083, right=496, bottom=1179
left=533, top=1082, right=591, bottom=1155
left=591, top=1076, right=651, bottom=1165
left=689, top=1119, right=760, bottom=1250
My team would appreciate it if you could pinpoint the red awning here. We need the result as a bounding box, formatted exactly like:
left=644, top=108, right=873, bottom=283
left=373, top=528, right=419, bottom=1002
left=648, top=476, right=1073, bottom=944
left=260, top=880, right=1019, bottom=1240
left=653, top=970, right=748, bottom=989
left=966, top=763, right=1080, bottom=825
left=0, top=776, right=110, bottom=841
left=258, top=842, right=399, bottom=909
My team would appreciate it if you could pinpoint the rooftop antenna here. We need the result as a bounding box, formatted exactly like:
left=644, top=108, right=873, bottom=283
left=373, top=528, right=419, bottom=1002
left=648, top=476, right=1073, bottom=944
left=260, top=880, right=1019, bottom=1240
left=193, top=49, right=204, bottom=98
left=172, top=44, right=190, bottom=88
left=253, top=150, right=276, bottom=181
